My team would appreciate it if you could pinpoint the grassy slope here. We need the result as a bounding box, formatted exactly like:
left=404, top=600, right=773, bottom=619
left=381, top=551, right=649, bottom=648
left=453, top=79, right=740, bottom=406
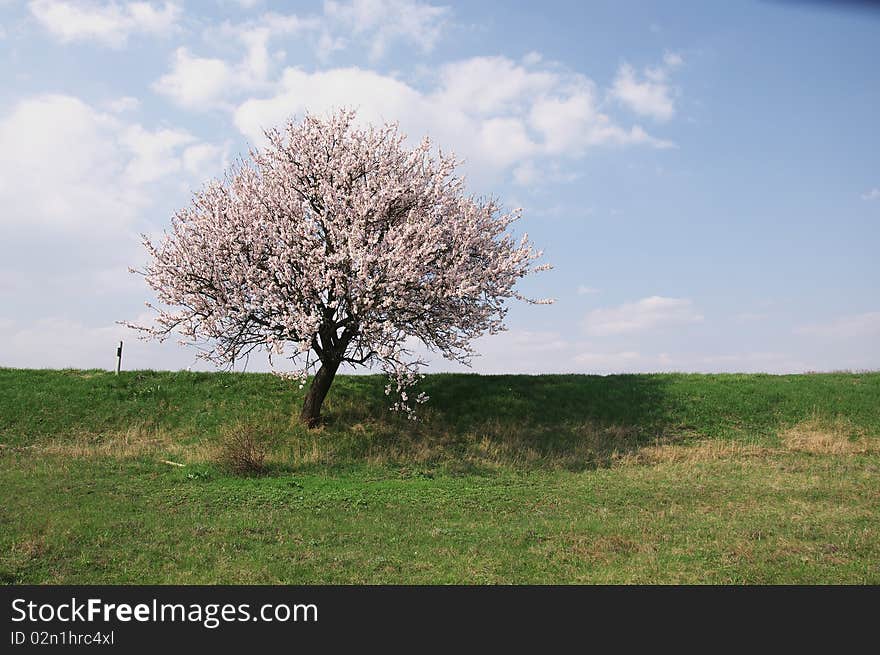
left=1, top=368, right=879, bottom=583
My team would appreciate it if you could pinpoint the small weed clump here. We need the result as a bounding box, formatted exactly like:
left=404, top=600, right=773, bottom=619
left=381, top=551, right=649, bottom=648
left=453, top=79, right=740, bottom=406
left=217, top=422, right=274, bottom=475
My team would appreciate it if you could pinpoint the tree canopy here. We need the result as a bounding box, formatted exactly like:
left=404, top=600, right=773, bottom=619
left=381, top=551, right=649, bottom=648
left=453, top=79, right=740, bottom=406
left=128, top=109, right=551, bottom=424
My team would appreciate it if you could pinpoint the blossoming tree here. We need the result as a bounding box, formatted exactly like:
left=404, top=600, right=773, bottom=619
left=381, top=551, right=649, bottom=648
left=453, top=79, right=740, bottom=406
left=128, top=109, right=551, bottom=426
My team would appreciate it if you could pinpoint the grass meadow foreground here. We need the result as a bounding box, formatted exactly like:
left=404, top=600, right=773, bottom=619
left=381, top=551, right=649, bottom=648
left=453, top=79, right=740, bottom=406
left=1, top=368, right=878, bottom=584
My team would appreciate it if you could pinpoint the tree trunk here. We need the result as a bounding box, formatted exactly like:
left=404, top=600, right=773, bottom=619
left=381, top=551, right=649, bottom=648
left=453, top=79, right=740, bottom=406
left=300, top=359, right=340, bottom=427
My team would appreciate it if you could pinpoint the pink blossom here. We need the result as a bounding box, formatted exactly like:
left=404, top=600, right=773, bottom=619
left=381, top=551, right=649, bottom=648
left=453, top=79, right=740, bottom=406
left=125, top=109, right=552, bottom=423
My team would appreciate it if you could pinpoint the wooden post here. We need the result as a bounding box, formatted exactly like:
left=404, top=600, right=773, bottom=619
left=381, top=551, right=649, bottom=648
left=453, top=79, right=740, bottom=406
left=116, top=341, right=123, bottom=375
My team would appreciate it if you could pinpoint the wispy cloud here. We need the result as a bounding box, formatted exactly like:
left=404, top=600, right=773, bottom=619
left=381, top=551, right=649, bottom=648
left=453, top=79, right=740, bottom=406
left=29, top=0, right=181, bottom=48
left=795, top=312, right=880, bottom=339
left=323, top=0, right=450, bottom=62
left=154, top=13, right=319, bottom=110
left=577, top=285, right=600, bottom=295
left=609, top=51, right=683, bottom=122
left=861, top=188, right=880, bottom=201
left=582, top=296, right=703, bottom=336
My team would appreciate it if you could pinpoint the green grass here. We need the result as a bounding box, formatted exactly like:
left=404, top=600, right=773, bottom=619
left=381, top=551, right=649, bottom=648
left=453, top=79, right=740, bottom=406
left=1, top=368, right=879, bottom=583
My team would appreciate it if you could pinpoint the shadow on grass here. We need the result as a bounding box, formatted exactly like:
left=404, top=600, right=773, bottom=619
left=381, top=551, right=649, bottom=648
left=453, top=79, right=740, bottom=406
left=310, top=373, right=684, bottom=472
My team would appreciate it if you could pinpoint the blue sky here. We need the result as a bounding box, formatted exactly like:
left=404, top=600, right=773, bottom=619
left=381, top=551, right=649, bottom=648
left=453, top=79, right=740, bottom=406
left=0, top=0, right=878, bottom=374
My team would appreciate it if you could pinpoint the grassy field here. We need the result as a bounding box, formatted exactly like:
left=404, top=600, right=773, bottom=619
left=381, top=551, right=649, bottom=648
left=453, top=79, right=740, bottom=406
left=1, top=368, right=879, bottom=584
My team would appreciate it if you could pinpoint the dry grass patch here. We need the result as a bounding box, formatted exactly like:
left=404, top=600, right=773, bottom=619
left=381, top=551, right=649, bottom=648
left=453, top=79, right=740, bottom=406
left=8, top=424, right=226, bottom=467
left=780, top=418, right=877, bottom=455
left=8, top=412, right=878, bottom=474
left=32, top=424, right=177, bottom=459
left=618, top=441, right=776, bottom=466
left=9, top=536, right=47, bottom=561
left=617, top=417, right=879, bottom=466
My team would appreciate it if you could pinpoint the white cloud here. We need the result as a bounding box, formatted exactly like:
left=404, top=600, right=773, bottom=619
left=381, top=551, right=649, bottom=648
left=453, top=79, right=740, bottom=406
left=529, top=90, right=672, bottom=153
left=436, top=56, right=558, bottom=115
left=0, top=94, right=215, bottom=231
left=237, top=27, right=274, bottom=80
left=232, top=57, right=674, bottom=185
left=323, top=0, right=449, bottom=61
left=861, top=188, right=880, bottom=201
left=610, top=64, right=675, bottom=121
left=155, top=14, right=320, bottom=109
left=577, top=286, right=600, bottom=295
left=477, top=117, right=536, bottom=167
left=0, top=95, right=133, bottom=231
left=182, top=142, right=226, bottom=178
left=234, top=66, right=428, bottom=142
left=121, top=125, right=196, bottom=184
left=212, top=12, right=322, bottom=74
left=582, top=296, right=703, bottom=336
left=29, top=0, right=181, bottom=48
left=610, top=53, right=683, bottom=122
left=152, top=48, right=237, bottom=110
left=149, top=15, right=675, bottom=183
left=315, top=30, right=347, bottom=61
left=153, top=0, right=448, bottom=108
left=795, top=312, right=880, bottom=339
